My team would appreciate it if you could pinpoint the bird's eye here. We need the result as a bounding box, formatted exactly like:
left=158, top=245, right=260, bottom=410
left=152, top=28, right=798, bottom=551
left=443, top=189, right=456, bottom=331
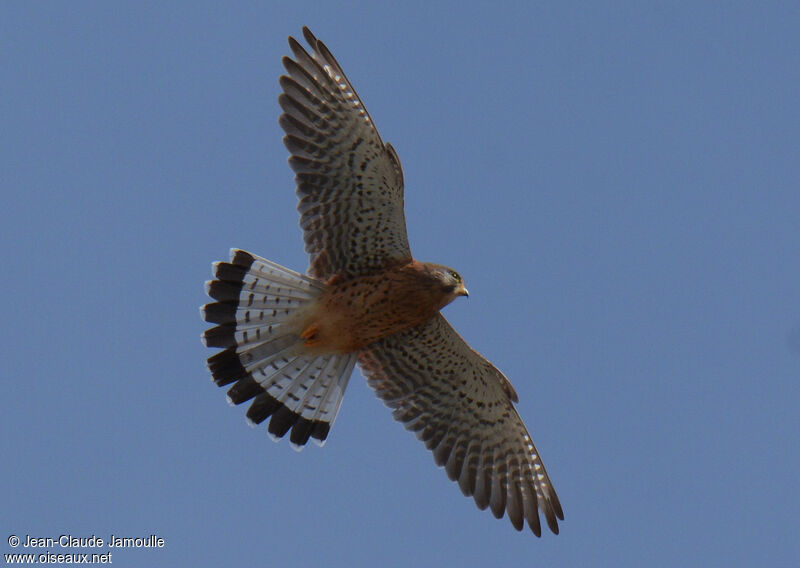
left=449, top=270, right=461, bottom=282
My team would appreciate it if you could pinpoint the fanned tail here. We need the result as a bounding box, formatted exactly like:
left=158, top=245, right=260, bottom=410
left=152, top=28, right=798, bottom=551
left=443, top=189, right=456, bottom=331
left=201, top=249, right=356, bottom=448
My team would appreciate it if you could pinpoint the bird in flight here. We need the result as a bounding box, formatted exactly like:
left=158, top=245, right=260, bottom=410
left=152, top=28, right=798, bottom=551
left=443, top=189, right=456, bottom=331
left=202, top=27, right=563, bottom=536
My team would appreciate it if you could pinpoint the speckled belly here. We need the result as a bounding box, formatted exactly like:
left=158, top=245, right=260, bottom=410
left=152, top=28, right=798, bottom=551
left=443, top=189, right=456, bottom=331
left=299, top=264, right=440, bottom=353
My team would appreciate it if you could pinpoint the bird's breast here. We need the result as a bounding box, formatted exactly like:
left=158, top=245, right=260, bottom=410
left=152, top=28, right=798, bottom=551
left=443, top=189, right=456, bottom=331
left=300, top=261, right=443, bottom=353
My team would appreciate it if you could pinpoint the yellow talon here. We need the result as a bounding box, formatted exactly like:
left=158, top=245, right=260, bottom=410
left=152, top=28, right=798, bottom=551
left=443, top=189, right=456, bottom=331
left=301, top=323, right=320, bottom=346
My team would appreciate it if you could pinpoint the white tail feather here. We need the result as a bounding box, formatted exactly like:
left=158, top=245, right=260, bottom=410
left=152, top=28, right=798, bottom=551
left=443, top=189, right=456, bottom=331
left=202, top=249, right=356, bottom=447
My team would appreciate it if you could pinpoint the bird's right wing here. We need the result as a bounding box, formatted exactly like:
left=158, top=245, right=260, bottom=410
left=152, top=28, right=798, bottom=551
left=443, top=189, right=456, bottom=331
left=280, top=27, right=411, bottom=280
left=357, top=314, right=563, bottom=535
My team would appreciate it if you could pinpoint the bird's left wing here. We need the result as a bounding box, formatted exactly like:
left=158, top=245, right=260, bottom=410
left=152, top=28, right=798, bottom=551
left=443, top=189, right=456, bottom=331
left=280, top=27, right=411, bottom=280
left=357, top=314, right=563, bottom=535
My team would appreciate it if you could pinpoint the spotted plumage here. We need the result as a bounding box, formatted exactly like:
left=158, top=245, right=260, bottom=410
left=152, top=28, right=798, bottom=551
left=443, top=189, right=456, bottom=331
left=201, top=27, right=563, bottom=535
left=279, top=29, right=409, bottom=279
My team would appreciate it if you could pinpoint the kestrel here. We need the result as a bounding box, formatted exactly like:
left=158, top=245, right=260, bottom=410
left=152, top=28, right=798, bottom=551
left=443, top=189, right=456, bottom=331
left=202, top=27, right=563, bottom=535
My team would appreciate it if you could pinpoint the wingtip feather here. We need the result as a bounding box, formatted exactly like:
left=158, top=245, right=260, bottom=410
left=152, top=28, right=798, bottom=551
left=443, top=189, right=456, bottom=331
left=301, top=26, right=317, bottom=48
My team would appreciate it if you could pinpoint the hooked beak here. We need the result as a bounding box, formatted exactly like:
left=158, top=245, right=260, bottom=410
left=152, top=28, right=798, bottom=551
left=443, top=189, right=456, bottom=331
left=457, top=283, right=469, bottom=297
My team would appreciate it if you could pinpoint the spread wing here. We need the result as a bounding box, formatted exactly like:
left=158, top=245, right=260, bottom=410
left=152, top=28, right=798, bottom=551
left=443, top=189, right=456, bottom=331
left=279, top=27, right=411, bottom=280
left=357, top=314, right=564, bottom=535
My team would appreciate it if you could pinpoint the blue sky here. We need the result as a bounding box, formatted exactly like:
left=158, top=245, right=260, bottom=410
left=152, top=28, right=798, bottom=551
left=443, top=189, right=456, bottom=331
left=2, top=2, right=799, bottom=566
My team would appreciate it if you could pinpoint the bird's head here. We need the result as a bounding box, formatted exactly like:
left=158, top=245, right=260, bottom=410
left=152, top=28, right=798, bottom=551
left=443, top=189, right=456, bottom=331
left=423, top=263, right=469, bottom=308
